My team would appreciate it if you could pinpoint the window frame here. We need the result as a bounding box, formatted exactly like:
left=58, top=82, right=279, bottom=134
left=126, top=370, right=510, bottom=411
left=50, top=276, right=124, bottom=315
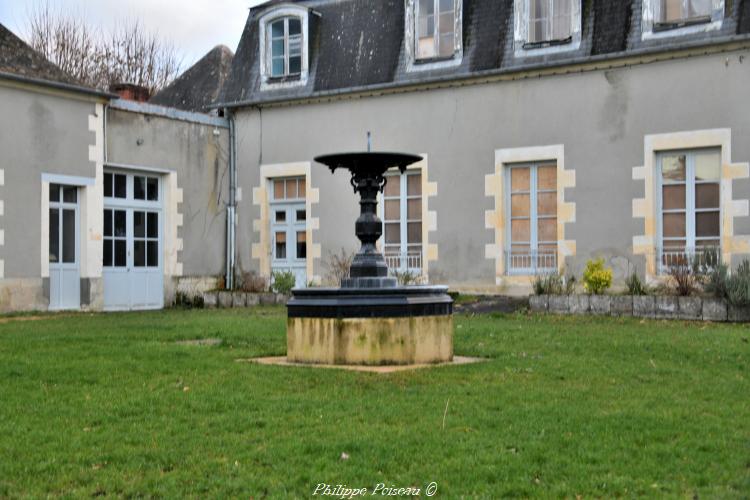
left=656, top=148, right=722, bottom=274
left=405, top=0, right=463, bottom=72
left=642, top=0, right=724, bottom=40
left=504, top=162, right=558, bottom=276
left=269, top=176, right=307, bottom=266
left=381, top=168, right=423, bottom=274
left=414, top=0, right=460, bottom=63
left=258, top=5, right=309, bottom=90
left=514, top=0, right=582, bottom=57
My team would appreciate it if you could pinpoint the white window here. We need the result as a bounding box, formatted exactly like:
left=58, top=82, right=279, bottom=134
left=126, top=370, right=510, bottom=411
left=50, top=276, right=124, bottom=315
left=657, top=149, right=721, bottom=272
left=506, top=163, right=558, bottom=274
left=642, top=0, right=723, bottom=39
left=515, top=0, right=581, bottom=55
left=416, top=0, right=458, bottom=60
left=382, top=170, right=422, bottom=273
left=528, top=0, right=573, bottom=44
left=259, top=6, right=309, bottom=89
left=270, top=177, right=308, bottom=287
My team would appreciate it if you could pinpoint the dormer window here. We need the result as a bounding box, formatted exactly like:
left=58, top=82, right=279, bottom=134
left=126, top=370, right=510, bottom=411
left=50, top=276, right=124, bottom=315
left=514, top=0, right=581, bottom=56
left=258, top=4, right=310, bottom=89
left=642, top=0, right=723, bottom=39
left=269, top=17, right=302, bottom=77
left=405, top=0, right=462, bottom=71
left=416, top=0, right=458, bottom=60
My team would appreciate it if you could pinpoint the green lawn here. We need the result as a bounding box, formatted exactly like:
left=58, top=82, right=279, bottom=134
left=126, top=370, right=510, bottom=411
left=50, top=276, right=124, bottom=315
left=0, top=308, right=748, bottom=498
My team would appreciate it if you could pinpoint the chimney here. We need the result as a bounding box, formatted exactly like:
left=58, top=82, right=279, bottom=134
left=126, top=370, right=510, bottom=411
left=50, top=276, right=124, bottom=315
left=110, top=83, right=151, bottom=102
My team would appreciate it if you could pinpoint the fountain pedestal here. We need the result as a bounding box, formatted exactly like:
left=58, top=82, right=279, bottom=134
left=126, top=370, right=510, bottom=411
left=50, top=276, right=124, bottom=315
left=286, top=152, right=453, bottom=366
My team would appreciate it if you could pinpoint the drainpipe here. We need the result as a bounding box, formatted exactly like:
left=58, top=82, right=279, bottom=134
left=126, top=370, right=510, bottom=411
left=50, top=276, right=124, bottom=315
left=226, top=108, right=237, bottom=290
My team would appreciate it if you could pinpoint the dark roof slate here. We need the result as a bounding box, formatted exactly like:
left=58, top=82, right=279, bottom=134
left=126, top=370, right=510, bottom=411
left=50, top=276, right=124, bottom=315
left=149, top=45, right=234, bottom=112
left=220, top=0, right=750, bottom=107
left=0, top=22, right=81, bottom=86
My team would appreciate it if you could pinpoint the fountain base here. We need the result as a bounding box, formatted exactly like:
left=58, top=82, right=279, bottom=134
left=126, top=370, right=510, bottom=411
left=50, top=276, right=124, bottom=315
left=286, top=286, right=453, bottom=365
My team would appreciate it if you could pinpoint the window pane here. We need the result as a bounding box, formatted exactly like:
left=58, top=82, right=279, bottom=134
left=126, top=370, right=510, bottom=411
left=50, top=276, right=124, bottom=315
left=134, top=177, right=145, bottom=200
left=695, top=151, right=720, bottom=181
left=420, top=0, right=435, bottom=15
left=134, top=211, right=145, bottom=238
left=407, top=222, right=422, bottom=244
left=62, top=209, right=75, bottom=263
left=147, top=212, right=158, bottom=238
left=439, top=12, right=454, bottom=34
left=384, top=176, right=400, bottom=197
left=134, top=241, right=146, bottom=267
left=663, top=213, right=686, bottom=238
left=407, top=174, right=421, bottom=196
left=103, top=240, right=112, bottom=267
left=418, top=34, right=436, bottom=58
left=104, top=209, right=112, bottom=237
left=288, top=18, right=301, bottom=35
left=696, top=183, right=720, bottom=209
left=537, top=165, right=557, bottom=190
left=147, top=241, right=158, bottom=267
left=511, top=167, right=530, bottom=191
left=63, top=186, right=77, bottom=203
left=288, top=36, right=302, bottom=56
left=537, top=192, right=557, bottom=216
left=274, top=179, right=285, bottom=199
left=49, top=208, right=59, bottom=263
left=297, top=231, right=306, bottom=259
left=271, top=20, right=284, bottom=38
left=286, top=179, right=298, bottom=199
left=298, top=179, right=306, bottom=198
left=275, top=210, right=286, bottom=223
left=296, top=209, right=306, bottom=222
left=662, top=155, right=686, bottom=181
left=511, top=219, right=530, bottom=242
left=688, top=0, right=712, bottom=18
left=511, top=194, right=530, bottom=217
left=662, top=184, right=686, bottom=210
left=385, top=200, right=400, bottom=220
left=385, top=223, right=400, bottom=244
left=663, top=0, right=684, bottom=21
left=50, top=185, right=60, bottom=202
left=114, top=174, right=126, bottom=198
left=696, top=211, right=720, bottom=237
left=147, top=177, right=158, bottom=201
left=538, top=218, right=557, bottom=242
left=272, top=57, right=284, bottom=76
left=271, top=39, right=284, bottom=57
left=114, top=210, right=126, bottom=237
left=438, top=33, right=454, bottom=57
left=114, top=240, right=126, bottom=267
left=439, top=0, right=453, bottom=12
left=104, top=173, right=113, bottom=197
left=407, top=198, right=422, bottom=220
left=275, top=232, right=286, bottom=259
left=289, top=56, right=301, bottom=74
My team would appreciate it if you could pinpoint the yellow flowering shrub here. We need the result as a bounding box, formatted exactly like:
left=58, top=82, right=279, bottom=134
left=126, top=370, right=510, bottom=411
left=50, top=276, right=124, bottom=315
left=582, top=258, right=613, bottom=295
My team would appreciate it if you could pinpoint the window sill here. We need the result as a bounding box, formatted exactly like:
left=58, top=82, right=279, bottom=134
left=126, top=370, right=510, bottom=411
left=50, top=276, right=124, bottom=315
left=522, top=36, right=572, bottom=51
left=266, top=75, right=301, bottom=84
left=414, top=55, right=457, bottom=65
left=653, top=16, right=712, bottom=32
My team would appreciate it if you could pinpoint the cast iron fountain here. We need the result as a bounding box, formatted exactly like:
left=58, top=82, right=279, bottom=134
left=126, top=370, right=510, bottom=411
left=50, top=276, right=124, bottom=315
left=286, top=150, right=453, bottom=365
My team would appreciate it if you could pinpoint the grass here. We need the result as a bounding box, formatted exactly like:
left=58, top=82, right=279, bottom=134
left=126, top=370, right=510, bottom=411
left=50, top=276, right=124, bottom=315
left=0, top=308, right=748, bottom=498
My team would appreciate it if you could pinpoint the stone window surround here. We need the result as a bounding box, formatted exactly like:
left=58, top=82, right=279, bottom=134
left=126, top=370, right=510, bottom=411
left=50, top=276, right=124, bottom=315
left=641, top=0, right=724, bottom=41
left=404, top=0, right=464, bottom=72
left=632, top=128, right=749, bottom=280
left=258, top=4, right=310, bottom=91
left=252, top=162, right=321, bottom=284
left=486, top=144, right=576, bottom=285
left=513, top=0, right=583, bottom=58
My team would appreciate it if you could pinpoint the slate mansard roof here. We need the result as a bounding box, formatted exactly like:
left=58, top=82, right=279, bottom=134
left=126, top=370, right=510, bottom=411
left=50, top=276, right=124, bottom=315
left=219, top=0, right=750, bottom=108
left=150, top=45, right=235, bottom=112
left=0, top=23, right=111, bottom=98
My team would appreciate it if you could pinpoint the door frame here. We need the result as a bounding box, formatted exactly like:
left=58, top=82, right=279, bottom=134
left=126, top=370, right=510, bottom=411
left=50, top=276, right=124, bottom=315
left=48, top=184, right=81, bottom=311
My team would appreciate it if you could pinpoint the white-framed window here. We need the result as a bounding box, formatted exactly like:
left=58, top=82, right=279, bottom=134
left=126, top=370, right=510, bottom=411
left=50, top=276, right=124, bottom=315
left=405, top=0, right=462, bottom=71
left=49, top=184, right=78, bottom=266
left=657, top=149, right=721, bottom=273
left=259, top=6, right=309, bottom=89
left=505, top=162, right=558, bottom=274
left=642, top=0, right=724, bottom=39
left=514, top=0, right=581, bottom=56
left=382, top=169, right=422, bottom=274
left=269, top=177, right=308, bottom=287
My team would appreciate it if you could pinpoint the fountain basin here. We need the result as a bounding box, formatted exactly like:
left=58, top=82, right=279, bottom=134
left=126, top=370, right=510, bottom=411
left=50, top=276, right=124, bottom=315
left=287, top=286, right=453, bottom=365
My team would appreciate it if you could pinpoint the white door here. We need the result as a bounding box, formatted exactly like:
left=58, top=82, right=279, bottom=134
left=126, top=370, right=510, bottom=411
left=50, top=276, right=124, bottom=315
left=103, top=171, right=164, bottom=310
left=269, top=177, right=307, bottom=288
left=49, top=184, right=80, bottom=310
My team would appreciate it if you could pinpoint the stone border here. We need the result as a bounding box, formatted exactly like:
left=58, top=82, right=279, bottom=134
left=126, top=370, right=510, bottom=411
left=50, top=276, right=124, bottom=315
left=203, top=291, right=289, bottom=308
left=529, top=294, right=749, bottom=322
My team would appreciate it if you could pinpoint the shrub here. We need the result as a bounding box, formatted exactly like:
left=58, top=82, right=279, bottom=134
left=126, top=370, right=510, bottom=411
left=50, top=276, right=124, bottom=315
left=726, top=259, right=750, bottom=306
left=392, top=270, right=419, bottom=286
left=239, top=271, right=268, bottom=293
left=271, top=270, right=296, bottom=294
left=666, top=262, right=700, bottom=296
left=625, top=271, right=649, bottom=296
left=532, top=272, right=571, bottom=295
left=704, top=263, right=729, bottom=300
left=324, top=248, right=354, bottom=286
left=582, top=258, right=613, bottom=295
left=174, top=292, right=204, bottom=309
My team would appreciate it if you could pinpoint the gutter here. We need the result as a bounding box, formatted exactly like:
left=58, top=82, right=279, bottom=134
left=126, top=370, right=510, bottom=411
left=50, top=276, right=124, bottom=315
left=225, top=108, right=238, bottom=290
left=0, top=71, right=116, bottom=100
left=214, top=33, right=750, bottom=109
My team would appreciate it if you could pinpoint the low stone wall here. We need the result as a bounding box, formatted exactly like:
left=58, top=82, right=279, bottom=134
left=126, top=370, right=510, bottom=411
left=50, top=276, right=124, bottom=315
left=202, top=291, right=289, bottom=308
left=529, top=295, right=750, bottom=322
